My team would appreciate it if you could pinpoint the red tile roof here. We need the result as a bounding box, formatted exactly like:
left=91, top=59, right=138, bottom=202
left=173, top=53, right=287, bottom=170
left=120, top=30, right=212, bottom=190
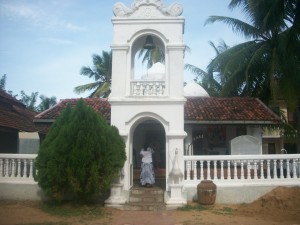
left=184, top=97, right=280, bottom=123
left=35, top=98, right=111, bottom=120
left=0, top=90, right=37, bottom=132
left=35, top=97, right=279, bottom=128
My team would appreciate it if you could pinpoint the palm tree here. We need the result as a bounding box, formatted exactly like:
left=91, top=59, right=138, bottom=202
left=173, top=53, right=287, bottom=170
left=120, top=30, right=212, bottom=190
left=205, top=0, right=300, bottom=151
left=138, top=44, right=191, bottom=69
left=38, top=95, right=57, bottom=112
left=74, top=51, right=112, bottom=98
left=205, top=0, right=300, bottom=104
left=19, top=91, right=39, bottom=111
left=185, top=40, right=230, bottom=96
left=138, top=46, right=165, bottom=69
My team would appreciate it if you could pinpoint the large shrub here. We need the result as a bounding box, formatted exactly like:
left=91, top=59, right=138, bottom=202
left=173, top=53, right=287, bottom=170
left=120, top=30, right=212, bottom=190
left=35, top=99, right=126, bottom=202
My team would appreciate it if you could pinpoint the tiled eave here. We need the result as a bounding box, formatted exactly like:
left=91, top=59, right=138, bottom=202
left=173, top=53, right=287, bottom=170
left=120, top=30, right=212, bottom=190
left=34, top=96, right=280, bottom=135
left=184, top=97, right=280, bottom=123
left=185, top=120, right=277, bottom=125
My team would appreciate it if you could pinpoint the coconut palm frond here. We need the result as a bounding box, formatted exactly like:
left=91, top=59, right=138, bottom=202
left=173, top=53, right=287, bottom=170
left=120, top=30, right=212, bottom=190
left=75, top=51, right=112, bottom=98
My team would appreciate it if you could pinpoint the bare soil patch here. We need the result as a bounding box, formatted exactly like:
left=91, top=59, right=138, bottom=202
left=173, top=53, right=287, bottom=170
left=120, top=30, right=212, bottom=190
left=0, top=186, right=299, bottom=225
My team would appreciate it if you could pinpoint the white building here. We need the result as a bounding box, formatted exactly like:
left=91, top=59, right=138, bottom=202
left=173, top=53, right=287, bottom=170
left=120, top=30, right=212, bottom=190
left=1, top=0, right=299, bottom=206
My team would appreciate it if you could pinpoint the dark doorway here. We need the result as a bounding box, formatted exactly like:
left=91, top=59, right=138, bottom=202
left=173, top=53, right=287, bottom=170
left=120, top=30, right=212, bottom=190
left=132, top=119, right=166, bottom=189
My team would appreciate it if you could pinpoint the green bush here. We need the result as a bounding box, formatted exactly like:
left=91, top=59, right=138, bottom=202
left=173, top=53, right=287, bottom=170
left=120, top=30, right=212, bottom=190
left=35, top=99, right=126, bottom=202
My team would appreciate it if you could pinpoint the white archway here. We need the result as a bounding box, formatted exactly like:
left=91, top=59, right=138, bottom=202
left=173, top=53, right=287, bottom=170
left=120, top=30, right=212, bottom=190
left=126, top=112, right=168, bottom=189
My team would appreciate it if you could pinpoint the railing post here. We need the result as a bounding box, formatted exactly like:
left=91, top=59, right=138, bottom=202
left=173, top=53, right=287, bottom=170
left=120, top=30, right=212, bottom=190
left=260, top=160, right=264, bottom=180
left=267, top=160, right=271, bottom=179
left=17, top=159, right=22, bottom=178
left=213, top=160, right=217, bottom=180
left=207, top=160, right=211, bottom=180
left=280, top=160, right=284, bottom=179
left=29, top=159, right=33, bottom=178
left=186, top=160, right=191, bottom=181
left=23, top=159, right=27, bottom=178
left=11, top=159, right=16, bottom=177
left=5, top=159, right=9, bottom=177
left=220, top=160, right=224, bottom=180
left=293, top=159, right=297, bottom=179
left=247, top=161, right=251, bottom=180
left=286, top=160, right=291, bottom=179
left=254, top=160, right=258, bottom=180
left=273, top=160, right=278, bottom=179
left=240, top=161, right=244, bottom=180
left=0, top=159, right=3, bottom=177
left=233, top=160, right=237, bottom=180
left=227, top=161, right=231, bottom=179
left=193, top=161, right=197, bottom=180
left=200, top=161, right=204, bottom=180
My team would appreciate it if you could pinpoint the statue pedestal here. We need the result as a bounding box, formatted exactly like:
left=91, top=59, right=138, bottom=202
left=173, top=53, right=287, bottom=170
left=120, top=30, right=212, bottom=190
left=105, top=183, right=126, bottom=209
left=166, top=183, right=186, bottom=209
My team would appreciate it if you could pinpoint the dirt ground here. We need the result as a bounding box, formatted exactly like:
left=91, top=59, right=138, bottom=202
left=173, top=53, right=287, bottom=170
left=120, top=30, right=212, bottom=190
left=0, top=186, right=300, bottom=225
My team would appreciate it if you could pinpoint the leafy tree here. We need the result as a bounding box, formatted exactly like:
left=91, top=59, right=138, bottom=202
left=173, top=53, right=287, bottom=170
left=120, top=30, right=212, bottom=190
left=37, top=95, right=57, bottom=112
left=205, top=0, right=300, bottom=151
left=35, top=99, right=126, bottom=202
left=19, top=91, right=39, bottom=111
left=138, top=46, right=165, bottom=69
left=0, top=74, right=6, bottom=90
left=205, top=0, right=300, bottom=104
left=74, top=51, right=112, bottom=98
left=138, top=45, right=191, bottom=69
left=185, top=40, right=230, bottom=96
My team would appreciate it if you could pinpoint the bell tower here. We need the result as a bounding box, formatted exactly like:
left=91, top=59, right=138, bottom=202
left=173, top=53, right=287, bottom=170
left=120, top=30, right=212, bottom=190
left=107, top=0, right=187, bottom=207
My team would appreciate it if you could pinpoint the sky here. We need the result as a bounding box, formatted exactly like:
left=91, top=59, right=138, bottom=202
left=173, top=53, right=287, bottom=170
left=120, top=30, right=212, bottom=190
left=0, top=0, right=247, bottom=101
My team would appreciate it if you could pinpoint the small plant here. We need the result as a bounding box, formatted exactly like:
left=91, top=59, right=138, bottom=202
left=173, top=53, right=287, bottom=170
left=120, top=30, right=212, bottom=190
left=213, top=206, right=234, bottom=215
left=177, top=203, right=209, bottom=211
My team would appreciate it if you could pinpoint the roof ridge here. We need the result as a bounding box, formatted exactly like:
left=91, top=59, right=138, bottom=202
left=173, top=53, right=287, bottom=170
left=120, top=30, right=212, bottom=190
left=254, top=98, right=281, bottom=121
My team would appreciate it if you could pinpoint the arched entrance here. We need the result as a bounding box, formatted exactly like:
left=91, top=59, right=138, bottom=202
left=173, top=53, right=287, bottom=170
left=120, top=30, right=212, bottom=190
left=132, top=119, right=166, bottom=189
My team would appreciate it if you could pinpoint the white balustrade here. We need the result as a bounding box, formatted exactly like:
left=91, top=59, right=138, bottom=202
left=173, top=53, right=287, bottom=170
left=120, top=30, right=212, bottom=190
left=184, top=154, right=300, bottom=184
left=131, top=80, right=165, bottom=96
left=0, top=154, right=37, bottom=183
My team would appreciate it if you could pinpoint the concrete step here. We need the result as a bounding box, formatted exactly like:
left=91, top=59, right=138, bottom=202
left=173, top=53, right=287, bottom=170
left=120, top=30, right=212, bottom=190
left=126, top=186, right=165, bottom=211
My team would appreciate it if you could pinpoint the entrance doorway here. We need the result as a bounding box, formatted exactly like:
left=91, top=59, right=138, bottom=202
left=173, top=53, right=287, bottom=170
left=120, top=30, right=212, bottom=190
left=132, top=119, right=166, bottom=189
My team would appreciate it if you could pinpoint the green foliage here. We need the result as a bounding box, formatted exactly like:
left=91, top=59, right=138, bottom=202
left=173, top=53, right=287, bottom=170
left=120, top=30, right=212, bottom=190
left=19, top=91, right=39, bottom=111
left=74, top=51, right=112, bottom=98
left=35, top=99, right=126, bottom=202
left=37, top=95, right=57, bottom=112
left=177, top=203, right=209, bottom=211
left=0, top=74, right=6, bottom=90
left=204, top=0, right=300, bottom=107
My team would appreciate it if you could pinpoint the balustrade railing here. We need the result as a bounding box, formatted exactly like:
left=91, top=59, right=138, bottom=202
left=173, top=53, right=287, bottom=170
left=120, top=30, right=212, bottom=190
left=0, top=154, right=37, bottom=183
left=131, top=80, right=165, bottom=96
left=184, top=154, right=300, bottom=183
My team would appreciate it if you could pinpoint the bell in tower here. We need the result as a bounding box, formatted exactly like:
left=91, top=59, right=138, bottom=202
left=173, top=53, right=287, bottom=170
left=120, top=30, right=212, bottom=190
left=106, top=0, right=187, bottom=209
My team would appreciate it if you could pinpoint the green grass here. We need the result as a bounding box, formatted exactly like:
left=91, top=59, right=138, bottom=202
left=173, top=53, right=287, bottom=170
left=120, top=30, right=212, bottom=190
left=213, top=206, right=234, bottom=215
left=177, top=203, right=210, bottom=211
left=38, top=201, right=104, bottom=218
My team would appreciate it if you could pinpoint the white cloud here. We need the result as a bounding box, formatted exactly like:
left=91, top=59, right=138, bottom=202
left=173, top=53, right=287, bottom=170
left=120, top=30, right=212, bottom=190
left=63, top=22, right=86, bottom=32
left=0, top=2, right=86, bottom=32
left=37, top=37, right=77, bottom=46
left=0, top=2, right=41, bottom=20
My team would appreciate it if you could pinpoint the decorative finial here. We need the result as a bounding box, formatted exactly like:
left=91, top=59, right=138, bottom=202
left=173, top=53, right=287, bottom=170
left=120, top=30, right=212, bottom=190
left=113, top=0, right=183, bottom=18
